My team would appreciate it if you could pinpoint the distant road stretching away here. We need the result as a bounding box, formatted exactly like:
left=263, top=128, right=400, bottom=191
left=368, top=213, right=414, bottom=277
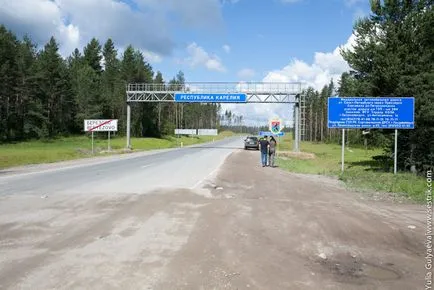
left=0, top=137, right=243, bottom=196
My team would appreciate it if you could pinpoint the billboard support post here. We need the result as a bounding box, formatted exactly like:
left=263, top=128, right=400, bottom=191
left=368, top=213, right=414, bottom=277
left=294, top=99, right=300, bottom=152
left=126, top=104, right=131, bottom=149
left=394, top=129, right=398, bottom=175
left=108, top=131, right=111, bottom=151
left=91, top=131, right=94, bottom=154
left=341, top=129, right=345, bottom=173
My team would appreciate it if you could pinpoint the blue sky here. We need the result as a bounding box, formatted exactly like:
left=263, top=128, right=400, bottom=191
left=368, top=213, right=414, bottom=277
left=157, top=0, right=371, bottom=82
left=0, top=0, right=371, bottom=125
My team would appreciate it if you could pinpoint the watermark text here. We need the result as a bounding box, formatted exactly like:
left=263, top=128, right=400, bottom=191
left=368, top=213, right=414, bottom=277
left=426, top=169, right=433, bottom=289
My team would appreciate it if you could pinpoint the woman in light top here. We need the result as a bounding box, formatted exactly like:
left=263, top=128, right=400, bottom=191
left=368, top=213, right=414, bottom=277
left=268, top=136, right=277, bottom=167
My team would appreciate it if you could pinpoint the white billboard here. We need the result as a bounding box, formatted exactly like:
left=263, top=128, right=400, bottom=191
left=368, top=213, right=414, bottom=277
left=197, top=129, right=218, bottom=136
left=84, top=119, right=118, bottom=132
left=175, top=129, right=197, bottom=135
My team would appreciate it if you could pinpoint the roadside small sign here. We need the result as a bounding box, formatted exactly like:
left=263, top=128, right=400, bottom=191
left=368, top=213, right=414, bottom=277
left=84, top=119, right=118, bottom=154
left=174, top=129, right=197, bottom=135
left=327, top=97, right=414, bottom=129
left=84, top=119, right=118, bottom=132
left=198, top=129, right=218, bottom=136
left=327, top=97, right=415, bottom=174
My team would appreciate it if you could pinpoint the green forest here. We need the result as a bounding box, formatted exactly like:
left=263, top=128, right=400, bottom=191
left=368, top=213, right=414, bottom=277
left=301, top=0, right=433, bottom=173
left=0, top=26, right=226, bottom=142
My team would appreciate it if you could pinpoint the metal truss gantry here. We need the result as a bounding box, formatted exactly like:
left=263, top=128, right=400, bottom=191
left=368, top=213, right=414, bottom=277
left=127, top=82, right=301, bottom=103
left=126, top=82, right=306, bottom=151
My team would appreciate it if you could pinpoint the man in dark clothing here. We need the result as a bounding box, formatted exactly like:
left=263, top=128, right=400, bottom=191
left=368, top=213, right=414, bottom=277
left=259, top=136, right=269, bottom=167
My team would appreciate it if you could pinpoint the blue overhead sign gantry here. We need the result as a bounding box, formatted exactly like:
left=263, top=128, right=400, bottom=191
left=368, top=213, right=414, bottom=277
left=328, top=97, right=415, bottom=129
left=174, top=93, right=247, bottom=103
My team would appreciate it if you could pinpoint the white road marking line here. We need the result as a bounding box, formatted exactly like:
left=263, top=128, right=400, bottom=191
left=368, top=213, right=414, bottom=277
left=190, top=161, right=224, bottom=190
left=191, top=179, right=205, bottom=190
left=141, top=164, right=153, bottom=168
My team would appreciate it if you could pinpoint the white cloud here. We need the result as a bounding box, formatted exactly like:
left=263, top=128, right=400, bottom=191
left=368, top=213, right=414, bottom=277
left=184, top=42, right=226, bottom=72
left=344, top=0, right=365, bottom=7
left=221, top=34, right=356, bottom=126
left=237, top=68, right=256, bottom=80
left=222, top=44, right=231, bottom=53
left=141, top=50, right=163, bottom=63
left=0, top=0, right=80, bottom=56
left=0, top=0, right=224, bottom=58
left=263, top=33, right=356, bottom=91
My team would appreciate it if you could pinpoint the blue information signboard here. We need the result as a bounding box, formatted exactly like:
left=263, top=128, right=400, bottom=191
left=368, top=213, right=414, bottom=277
left=174, top=93, right=247, bottom=103
left=328, top=97, right=415, bottom=129
left=259, top=131, right=284, bottom=137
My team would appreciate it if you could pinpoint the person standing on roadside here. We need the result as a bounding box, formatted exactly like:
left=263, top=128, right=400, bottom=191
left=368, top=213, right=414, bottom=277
left=259, top=136, right=270, bottom=167
left=268, top=136, right=277, bottom=167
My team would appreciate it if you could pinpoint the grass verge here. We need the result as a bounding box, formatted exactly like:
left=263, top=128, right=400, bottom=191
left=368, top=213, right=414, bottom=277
left=0, top=130, right=235, bottom=169
left=276, top=136, right=426, bottom=202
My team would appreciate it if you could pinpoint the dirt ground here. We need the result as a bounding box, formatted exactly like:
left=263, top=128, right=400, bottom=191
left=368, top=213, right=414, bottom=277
left=0, top=150, right=427, bottom=290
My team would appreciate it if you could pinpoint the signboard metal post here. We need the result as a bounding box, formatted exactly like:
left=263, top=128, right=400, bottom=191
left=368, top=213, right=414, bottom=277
left=394, top=129, right=398, bottom=174
left=108, top=132, right=111, bottom=151
left=341, top=129, right=345, bottom=172
left=126, top=104, right=131, bottom=149
left=294, top=103, right=300, bottom=152
left=91, top=131, right=94, bottom=154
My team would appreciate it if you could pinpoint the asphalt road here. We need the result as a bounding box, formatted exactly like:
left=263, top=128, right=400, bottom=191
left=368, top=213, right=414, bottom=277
left=0, top=136, right=426, bottom=289
left=0, top=136, right=244, bottom=196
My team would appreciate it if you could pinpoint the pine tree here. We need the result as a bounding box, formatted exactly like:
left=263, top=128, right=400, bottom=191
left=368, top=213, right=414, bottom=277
left=83, top=38, right=102, bottom=73
left=0, top=25, right=20, bottom=140
left=34, top=37, right=72, bottom=137
left=154, top=71, right=164, bottom=134
left=102, top=38, right=120, bottom=119
left=18, top=36, right=43, bottom=139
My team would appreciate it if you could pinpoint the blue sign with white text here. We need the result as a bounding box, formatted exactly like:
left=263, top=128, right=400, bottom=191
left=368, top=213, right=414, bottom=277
left=174, top=93, right=247, bottom=103
left=259, top=131, right=284, bottom=137
left=328, top=97, right=415, bottom=129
